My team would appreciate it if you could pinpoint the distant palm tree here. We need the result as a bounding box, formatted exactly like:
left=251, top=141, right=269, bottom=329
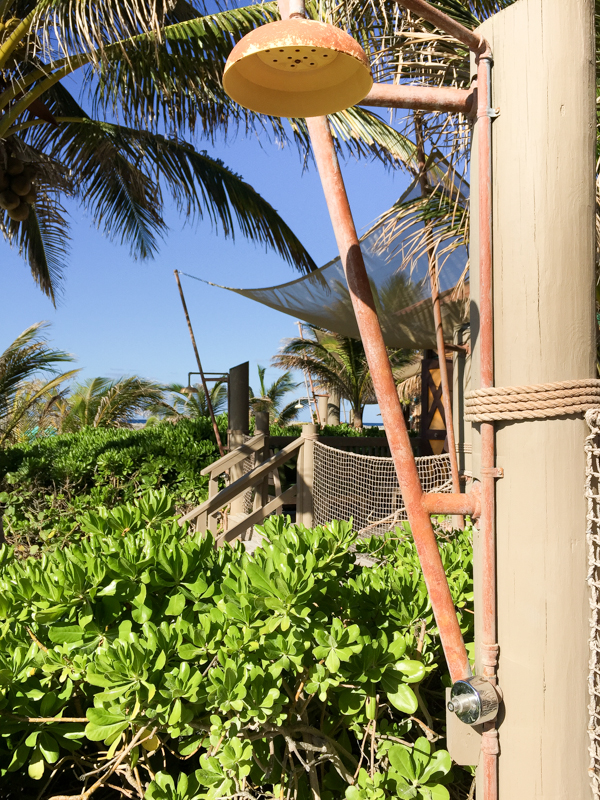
left=58, top=376, right=167, bottom=431
left=250, top=365, right=301, bottom=427
left=273, top=326, right=414, bottom=428
left=0, top=322, right=78, bottom=446
left=160, top=381, right=228, bottom=421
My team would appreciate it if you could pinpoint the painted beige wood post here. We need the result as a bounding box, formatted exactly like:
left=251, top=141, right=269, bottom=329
left=254, top=411, right=270, bottom=510
left=316, top=394, right=329, bottom=428
left=296, top=423, right=317, bottom=528
left=228, top=430, right=246, bottom=519
left=207, top=474, right=219, bottom=535
left=228, top=362, right=250, bottom=520
left=328, top=389, right=341, bottom=425
left=470, top=1, right=595, bottom=795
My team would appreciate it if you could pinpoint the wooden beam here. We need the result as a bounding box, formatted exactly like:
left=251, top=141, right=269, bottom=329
left=179, top=437, right=304, bottom=525
left=218, top=485, right=297, bottom=545
left=200, top=434, right=265, bottom=477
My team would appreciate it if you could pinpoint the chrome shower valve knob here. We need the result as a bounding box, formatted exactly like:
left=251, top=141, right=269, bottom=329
left=447, top=676, right=500, bottom=725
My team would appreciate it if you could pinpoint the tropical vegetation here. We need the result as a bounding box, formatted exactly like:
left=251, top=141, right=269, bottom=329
left=157, top=382, right=229, bottom=422
left=0, top=321, right=78, bottom=446
left=0, top=0, right=425, bottom=302
left=250, top=365, right=303, bottom=426
left=273, top=325, right=415, bottom=428
left=0, top=491, right=474, bottom=800
left=0, top=322, right=174, bottom=443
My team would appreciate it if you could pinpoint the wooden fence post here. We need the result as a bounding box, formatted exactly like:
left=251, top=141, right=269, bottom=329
left=296, top=423, right=317, bottom=528
left=471, top=2, right=595, bottom=794
left=228, top=362, right=250, bottom=521
left=254, top=411, right=270, bottom=510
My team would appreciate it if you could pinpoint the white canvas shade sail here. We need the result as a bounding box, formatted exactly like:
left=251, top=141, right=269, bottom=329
left=195, top=212, right=469, bottom=350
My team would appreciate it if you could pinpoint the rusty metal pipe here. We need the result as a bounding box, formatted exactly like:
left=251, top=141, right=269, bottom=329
left=306, top=114, right=471, bottom=684
left=360, top=83, right=475, bottom=115
left=422, top=488, right=480, bottom=518
left=396, top=0, right=485, bottom=52
left=477, top=49, right=498, bottom=800
left=287, top=0, right=305, bottom=18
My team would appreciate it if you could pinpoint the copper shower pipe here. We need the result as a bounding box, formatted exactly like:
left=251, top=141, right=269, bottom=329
left=476, top=47, right=499, bottom=800
left=360, top=83, right=475, bottom=116
left=392, top=2, right=498, bottom=795
left=306, top=114, right=471, bottom=685
left=276, top=0, right=496, bottom=789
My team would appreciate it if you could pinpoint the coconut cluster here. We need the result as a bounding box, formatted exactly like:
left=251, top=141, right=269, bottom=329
left=0, top=153, right=37, bottom=222
left=0, top=18, right=28, bottom=67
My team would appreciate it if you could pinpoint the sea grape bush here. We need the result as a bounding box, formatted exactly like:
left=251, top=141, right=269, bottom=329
left=0, top=418, right=394, bottom=549
left=0, top=492, right=473, bottom=799
left=0, top=417, right=226, bottom=547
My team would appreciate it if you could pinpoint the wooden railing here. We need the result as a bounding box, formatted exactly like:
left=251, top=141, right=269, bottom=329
left=178, top=433, right=307, bottom=546
left=178, top=426, right=392, bottom=546
left=270, top=435, right=391, bottom=458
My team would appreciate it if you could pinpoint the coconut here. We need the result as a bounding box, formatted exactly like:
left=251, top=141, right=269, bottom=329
left=0, top=171, right=8, bottom=191
left=6, top=157, right=24, bottom=176
left=10, top=175, right=31, bottom=196
left=23, top=189, right=36, bottom=205
left=7, top=203, right=30, bottom=222
left=0, top=190, right=20, bottom=211
left=4, top=18, right=21, bottom=33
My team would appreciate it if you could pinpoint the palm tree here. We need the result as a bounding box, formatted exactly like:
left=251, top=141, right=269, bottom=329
left=250, top=365, right=301, bottom=426
left=58, top=376, right=167, bottom=431
left=273, top=325, right=414, bottom=428
left=0, top=0, right=422, bottom=302
left=159, top=381, right=228, bottom=421
left=0, top=321, right=78, bottom=445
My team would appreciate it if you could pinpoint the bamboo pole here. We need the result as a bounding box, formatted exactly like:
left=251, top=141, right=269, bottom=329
left=414, top=112, right=463, bottom=523
left=174, top=270, right=225, bottom=457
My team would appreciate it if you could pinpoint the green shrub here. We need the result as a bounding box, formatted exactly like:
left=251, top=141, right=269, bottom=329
left=0, top=418, right=226, bottom=547
left=0, top=492, right=473, bottom=799
left=266, top=422, right=388, bottom=438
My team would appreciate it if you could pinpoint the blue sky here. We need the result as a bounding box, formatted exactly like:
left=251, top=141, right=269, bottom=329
left=1, top=122, right=411, bottom=424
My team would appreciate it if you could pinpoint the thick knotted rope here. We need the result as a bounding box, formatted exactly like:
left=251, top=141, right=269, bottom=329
left=464, top=379, right=600, bottom=422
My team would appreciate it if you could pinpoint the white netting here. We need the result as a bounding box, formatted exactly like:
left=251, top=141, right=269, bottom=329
left=313, top=442, right=453, bottom=537
left=585, top=409, right=600, bottom=797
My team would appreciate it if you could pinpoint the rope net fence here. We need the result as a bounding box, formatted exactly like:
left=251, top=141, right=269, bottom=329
left=241, top=435, right=257, bottom=516
left=585, top=409, right=600, bottom=795
left=313, top=441, right=453, bottom=537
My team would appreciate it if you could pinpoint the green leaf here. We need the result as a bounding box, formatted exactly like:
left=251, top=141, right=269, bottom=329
left=395, top=660, right=426, bottom=684
left=388, top=744, right=416, bottom=781
left=325, top=650, right=341, bottom=673
left=48, top=625, right=86, bottom=644
left=422, top=785, right=450, bottom=800
left=387, top=684, right=419, bottom=714
left=85, top=708, right=129, bottom=742
left=28, top=749, right=45, bottom=780
left=169, top=698, right=182, bottom=726
left=338, top=688, right=365, bottom=716
left=7, top=744, right=30, bottom=773
left=165, top=593, right=186, bottom=616
left=132, top=604, right=153, bottom=624
left=39, top=732, right=61, bottom=765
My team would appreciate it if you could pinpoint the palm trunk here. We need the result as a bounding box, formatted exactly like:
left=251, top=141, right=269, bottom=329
left=352, top=407, right=363, bottom=429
